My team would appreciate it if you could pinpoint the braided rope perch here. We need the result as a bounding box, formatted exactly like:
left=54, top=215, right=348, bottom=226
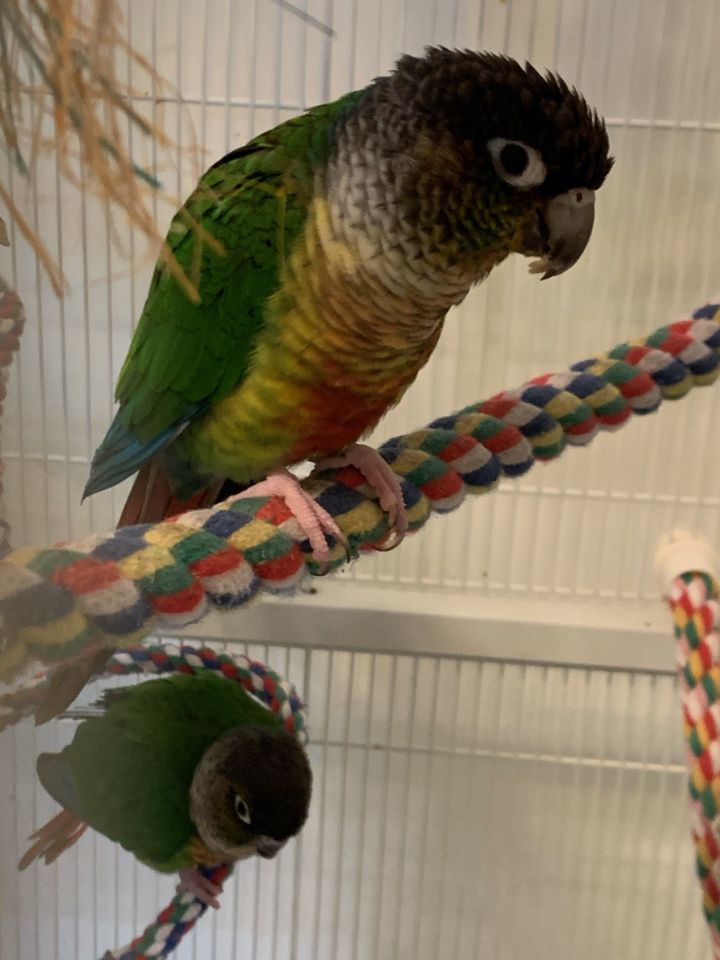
left=103, top=862, right=233, bottom=960
left=1, top=300, right=719, bottom=688
left=663, top=560, right=720, bottom=958
left=104, top=862, right=234, bottom=960
left=1, top=640, right=308, bottom=734
left=12, top=642, right=308, bottom=960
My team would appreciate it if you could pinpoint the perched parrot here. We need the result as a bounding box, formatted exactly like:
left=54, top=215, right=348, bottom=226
left=84, top=47, right=613, bottom=557
left=19, top=671, right=312, bottom=907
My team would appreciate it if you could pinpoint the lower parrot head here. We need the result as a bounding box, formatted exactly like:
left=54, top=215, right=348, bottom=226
left=352, top=48, right=613, bottom=280
left=189, top=725, right=312, bottom=862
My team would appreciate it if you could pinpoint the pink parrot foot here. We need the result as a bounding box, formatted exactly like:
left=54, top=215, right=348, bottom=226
left=315, top=443, right=407, bottom=550
left=176, top=867, right=222, bottom=910
left=232, top=468, right=348, bottom=563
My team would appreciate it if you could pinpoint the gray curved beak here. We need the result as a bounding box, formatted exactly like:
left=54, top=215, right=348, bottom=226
left=529, top=188, right=596, bottom=280
left=256, top=836, right=285, bottom=859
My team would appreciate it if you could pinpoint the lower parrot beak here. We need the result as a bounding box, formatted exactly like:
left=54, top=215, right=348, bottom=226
left=256, top=836, right=286, bottom=859
left=528, top=188, right=596, bottom=280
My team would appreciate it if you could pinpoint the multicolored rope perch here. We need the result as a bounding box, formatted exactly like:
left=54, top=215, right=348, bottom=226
left=104, top=862, right=233, bottom=960
left=1, top=300, right=719, bottom=688
left=656, top=531, right=720, bottom=959
left=6, top=641, right=308, bottom=960
left=0, top=640, right=308, bottom=735
left=103, top=863, right=233, bottom=960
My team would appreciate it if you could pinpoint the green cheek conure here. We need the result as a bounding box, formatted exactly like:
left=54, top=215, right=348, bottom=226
left=83, top=47, right=613, bottom=559
left=19, top=671, right=312, bottom=908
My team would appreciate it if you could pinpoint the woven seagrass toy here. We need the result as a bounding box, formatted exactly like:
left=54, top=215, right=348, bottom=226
left=1, top=300, right=719, bottom=725
left=15, top=643, right=310, bottom=960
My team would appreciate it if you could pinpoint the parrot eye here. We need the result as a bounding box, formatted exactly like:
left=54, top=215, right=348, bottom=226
left=487, top=138, right=546, bottom=190
left=234, top=795, right=252, bottom=825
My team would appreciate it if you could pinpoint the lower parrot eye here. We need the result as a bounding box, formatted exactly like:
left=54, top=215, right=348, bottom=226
left=234, top=795, right=252, bottom=825
left=487, top=137, right=547, bottom=189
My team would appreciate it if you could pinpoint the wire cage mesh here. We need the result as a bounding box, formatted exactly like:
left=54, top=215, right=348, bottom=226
left=1, top=0, right=720, bottom=957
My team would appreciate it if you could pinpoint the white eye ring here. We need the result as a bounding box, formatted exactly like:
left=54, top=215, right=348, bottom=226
left=234, top=795, right=252, bottom=825
left=487, top=138, right=547, bottom=189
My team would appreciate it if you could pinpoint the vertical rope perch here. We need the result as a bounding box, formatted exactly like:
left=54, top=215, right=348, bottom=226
left=657, top=531, right=720, bottom=958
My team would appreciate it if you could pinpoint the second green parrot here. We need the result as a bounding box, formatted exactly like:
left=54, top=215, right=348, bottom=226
left=19, top=670, right=312, bottom=907
left=84, top=47, right=613, bottom=556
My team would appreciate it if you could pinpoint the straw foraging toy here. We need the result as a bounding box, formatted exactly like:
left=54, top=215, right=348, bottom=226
left=1, top=300, right=719, bottom=704
left=0, top=0, right=210, bottom=300
left=0, top=276, right=25, bottom=558
left=656, top=530, right=720, bottom=959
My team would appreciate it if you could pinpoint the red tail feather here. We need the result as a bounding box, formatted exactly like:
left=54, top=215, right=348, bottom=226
left=118, top=463, right=223, bottom=526
left=18, top=809, right=88, bottom=870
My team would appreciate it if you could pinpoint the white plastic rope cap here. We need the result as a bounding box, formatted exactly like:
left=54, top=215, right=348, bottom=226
left=654, top=529, right=720, bottom=596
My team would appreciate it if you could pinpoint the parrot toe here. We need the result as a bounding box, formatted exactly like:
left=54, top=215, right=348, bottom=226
left=315, top=443, right=408, bottom=551
left=230, top=467, right=349, bottom=563
left=176, top=867, right=222, bottom=910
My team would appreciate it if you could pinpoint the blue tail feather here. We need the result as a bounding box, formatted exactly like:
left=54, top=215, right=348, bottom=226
left=36, top=752, right=83, bottom=817
left=83, top=411, right=188, bottom=500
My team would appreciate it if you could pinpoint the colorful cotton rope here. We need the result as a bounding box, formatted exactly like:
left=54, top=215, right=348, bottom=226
left=0, top=640, right=308, bottom=735
left=103, top=863, right=233, bottom=960
left=103, top=862, right=233, bottom=960
left=666, top=568, right=720, bottom=958
left=3, top=641, right=307, bottom=960
left=1, top=300, right=719, bottom=686
left=0, top=277, right=26, bottom=558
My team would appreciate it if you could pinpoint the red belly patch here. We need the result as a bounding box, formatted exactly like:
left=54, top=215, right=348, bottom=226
left=286, top=382, right=398, bottom=462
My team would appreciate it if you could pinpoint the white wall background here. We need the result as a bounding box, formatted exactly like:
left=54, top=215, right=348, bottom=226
left=1, top=1, right=719, bottom=958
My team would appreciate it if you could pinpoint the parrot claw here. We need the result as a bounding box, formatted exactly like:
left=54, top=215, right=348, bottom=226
left=230, top=468, right=349, bottom=563
left=176, top=867, right=222, bottom=910
left=315, top=443, right=408, bottom=550
left=374, top=530, right=405, bottom=552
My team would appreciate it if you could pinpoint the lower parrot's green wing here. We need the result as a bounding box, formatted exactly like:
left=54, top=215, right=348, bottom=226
left=84, top=91, right=363, bottom=497
left=38, top=672, right=282, bottom=870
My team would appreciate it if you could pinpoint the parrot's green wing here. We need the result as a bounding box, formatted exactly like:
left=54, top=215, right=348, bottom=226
left=37, top=671, right=282, bottom=871
left=84, top=92, right=363, bottom=497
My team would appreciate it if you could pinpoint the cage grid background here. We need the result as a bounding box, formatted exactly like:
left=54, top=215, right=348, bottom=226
left=2, top=0, right=720, bottom=957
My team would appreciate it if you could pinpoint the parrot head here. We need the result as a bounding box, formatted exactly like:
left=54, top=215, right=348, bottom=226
left=189, top=725, right=312, bottom=862
left=357, top=48, right=613, bottom=281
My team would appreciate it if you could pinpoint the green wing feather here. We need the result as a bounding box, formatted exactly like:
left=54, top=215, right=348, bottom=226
left=38, top=672, right=281, bottom=871
left=122, top=96, right=360, bottom=441
left=84, top=92, right=363, bottom=497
